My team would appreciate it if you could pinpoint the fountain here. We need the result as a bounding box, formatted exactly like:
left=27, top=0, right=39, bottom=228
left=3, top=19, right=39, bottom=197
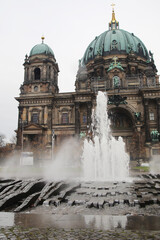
left=82, top=91, right=129, bottom=181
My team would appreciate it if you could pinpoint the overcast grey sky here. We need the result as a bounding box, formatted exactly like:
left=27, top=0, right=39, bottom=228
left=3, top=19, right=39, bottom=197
left=0, top=0, right=160, bottom=141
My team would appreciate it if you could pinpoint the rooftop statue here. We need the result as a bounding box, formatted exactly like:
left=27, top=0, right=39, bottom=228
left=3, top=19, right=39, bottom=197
left=151, top=130, right=160, bottom=142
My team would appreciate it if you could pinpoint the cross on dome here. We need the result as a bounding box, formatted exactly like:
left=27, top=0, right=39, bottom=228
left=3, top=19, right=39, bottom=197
left=113, top=56, right=118, bottom=65
left=111, top=3, right=115, bottom=11
left=109, top=3, right=119, bottom=30
left=41, top=36, right=45, bottom=44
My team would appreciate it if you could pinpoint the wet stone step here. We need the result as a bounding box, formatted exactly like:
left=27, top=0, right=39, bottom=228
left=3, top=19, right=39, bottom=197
left=149, top=174, right=157, bottom=179
left=0, top=180, right=45, bottom=210
left=43, top=183, right=80, bottom=206
left=139, top=199, right=145, bottom=208
left=67, top=193, right=89, bottom=205
left=110, top=192, right=116, bottom=196
left=14, top=191, right=41, bottom=212
left=129, top=201, right=134, bottom=207
left=0, top=180, right=22, bottom=193
left=0, top=183, right=23, bottom=201
left=134, top=199, right=139, bottom=205
left=136, top=192, right=142, bottom=198
left=108, top=200, right=114, bottom=207
left=157, top=197, right=160, bottom=204
left=74, top=198, right=87, bottom=205
left=58, top=183, right=80, bottom=200
left=155, top=184, right=160, bottom=190
left=146, top=180, right=155, bottom=186
left=143, top=197, right=153, bottom=205
left=134, top=180, right=148, bottom=185
left=114, top=199, right=119, bottom=204
left=40, top=182, right=66, bottom=202
left=0, top=185, right=16, bottom=197
left=0, top=179, right=14, bottom=183
left=86, top=197, right=99, bottom=208
left=34, top=181, right=55, bottom=206
left=123, top=199, right=130, bottom=205
left=154, top=179, right=160, bottom=184
left=1, top=176, right=160, bottom=212
left=98, top=199, right=105, bottom=208
left=152, top=198, right=158, bottom=204
left=76, top=188, right=94, bottom=195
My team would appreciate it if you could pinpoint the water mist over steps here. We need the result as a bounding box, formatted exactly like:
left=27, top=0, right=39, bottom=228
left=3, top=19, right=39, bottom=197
left=82, top=91, right=129, bottom=181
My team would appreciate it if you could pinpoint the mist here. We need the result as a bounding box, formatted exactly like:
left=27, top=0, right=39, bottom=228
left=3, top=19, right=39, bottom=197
left=43, top=137, right=83, bottom=181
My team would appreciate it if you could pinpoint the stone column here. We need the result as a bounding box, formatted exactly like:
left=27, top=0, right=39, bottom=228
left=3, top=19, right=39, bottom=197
left=75, top=102, right=80, bottom=135
left=44, top=106, right=48, bottom=125
left=28, top=109, right=32, bottom=123
left=48, top=106, right=52, bottom=128
left=26, top=107, right=29, bottom=124
left=51, top=67, right=54, bottom=80
left=135, top=125, right=143, bottom=159
left=39, top=108, right=42, bottom=124
left=87, top=102, right=92, bottom=126
left=46, top=65, right=49, bottom=80
left=144, top=99, right=151, bottom=142
left=157, top=99, right=160, bottom=132
left=22, top=108, right=27, bottom=122
left=24, top=67, right=27, bottom=81
left=43, top=65, right=46, bottom=80
left=42, top=107, right=44, bottom=125
left=17, top=106, right=23, bottom=146
left=31, top=67, right=34, bottom=81
left=28, top=68, right=32, bottom=81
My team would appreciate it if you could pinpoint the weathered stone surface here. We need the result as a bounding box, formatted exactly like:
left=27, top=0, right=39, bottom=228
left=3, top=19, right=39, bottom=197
left=0, top=174, right=160, bottom=212
left=34, top=181, right=58, bottom=206
left=14, top=192, right=41, bottom=212
left=0, top=180, right=22, bottom=193
left=0, top=180, right=45, bottom=210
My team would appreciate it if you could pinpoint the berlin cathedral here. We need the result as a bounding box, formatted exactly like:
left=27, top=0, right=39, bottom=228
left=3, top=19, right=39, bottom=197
left=16, top=8, right=160, bottom=161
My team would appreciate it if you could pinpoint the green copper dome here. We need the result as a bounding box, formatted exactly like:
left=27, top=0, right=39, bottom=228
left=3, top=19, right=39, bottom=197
left=82, top=8, right=150, bottom=65
left=82, top=28, right=149, bottom=65
left=29, top=40, right=55, bottom=57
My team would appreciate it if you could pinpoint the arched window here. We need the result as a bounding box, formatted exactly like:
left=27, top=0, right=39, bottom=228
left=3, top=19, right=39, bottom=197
left=149, top=112, right=154, bottom=121
left=113, top=76, right=120, bottom=88
left=109, top=109, right=133, bottom=130
left=34, top=68, right=41, bottom=80
left=82, top=113, right=87, bottom=124
left=61, top=113, right=69, bottom=124
left=31, top=112, right=39, bottom=124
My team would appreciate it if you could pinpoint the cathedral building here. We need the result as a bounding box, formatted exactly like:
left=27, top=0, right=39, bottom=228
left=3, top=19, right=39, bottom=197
left=16, top=9, right=160, bottom=161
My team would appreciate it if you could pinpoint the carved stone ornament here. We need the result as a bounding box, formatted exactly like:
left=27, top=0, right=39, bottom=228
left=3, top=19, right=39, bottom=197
left=108, top=95, right=127, bottom=107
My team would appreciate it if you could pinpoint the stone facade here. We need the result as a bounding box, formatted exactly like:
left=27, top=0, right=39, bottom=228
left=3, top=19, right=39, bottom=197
left=16, top=12, right=160, bottom=161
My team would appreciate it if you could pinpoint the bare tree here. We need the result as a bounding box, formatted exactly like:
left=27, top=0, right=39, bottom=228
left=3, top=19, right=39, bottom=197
left=10, top=133, right=17, bottom=145
left=0, top=134, right=5, bottom=147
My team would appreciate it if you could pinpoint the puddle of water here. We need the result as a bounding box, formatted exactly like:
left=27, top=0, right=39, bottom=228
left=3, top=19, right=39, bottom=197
left=0, top=212, right=159, bottom=231
left=0, top=212, right=14, bottom=227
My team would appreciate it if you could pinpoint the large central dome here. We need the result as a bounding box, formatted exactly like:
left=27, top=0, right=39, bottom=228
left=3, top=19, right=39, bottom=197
left=82, top=29, right=149, bottom=65
left=82, top=9, right=149, bottom=65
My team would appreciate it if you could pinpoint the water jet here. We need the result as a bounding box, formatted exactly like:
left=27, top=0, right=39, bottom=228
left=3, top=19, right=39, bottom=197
left=82, top=91, right=129, bottom=182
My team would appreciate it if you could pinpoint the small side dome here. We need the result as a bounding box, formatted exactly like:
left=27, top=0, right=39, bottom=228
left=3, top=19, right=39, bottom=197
left=29, top=37, right=55, bottom=57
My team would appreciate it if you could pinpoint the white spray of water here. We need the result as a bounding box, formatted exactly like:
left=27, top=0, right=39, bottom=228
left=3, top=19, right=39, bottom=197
left=44, top=137, right=83, bottom=181
left=150, top=155, right=160, bottom=174
left=82, top=91, right=129, bottom=181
